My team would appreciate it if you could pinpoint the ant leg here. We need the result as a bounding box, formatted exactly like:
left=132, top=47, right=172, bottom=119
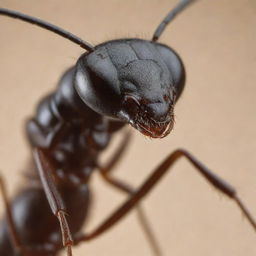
left=100, top=129, right=132, bottom=173
left=75, top=148, right=256, bottom=245
left=33, top=148, right=73, bottom=256
left=99, top=168, right=162, bottom=256
left=0, top=173, right=26, bottom=255
left=98, top=131, right=162, bottom=255
left=0, top=173, right=66, bottom=256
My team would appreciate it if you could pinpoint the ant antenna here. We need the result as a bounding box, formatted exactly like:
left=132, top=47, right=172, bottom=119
left=152, top=0, right=197, bottom=41
left=0, top=8, right=94, bottom=52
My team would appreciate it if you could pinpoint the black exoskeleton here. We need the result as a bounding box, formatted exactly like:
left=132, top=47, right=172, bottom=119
left=1, top=1, right=256, bottom=256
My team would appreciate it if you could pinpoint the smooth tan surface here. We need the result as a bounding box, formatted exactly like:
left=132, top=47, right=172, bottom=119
left=0, top=0, right=256, bottom=255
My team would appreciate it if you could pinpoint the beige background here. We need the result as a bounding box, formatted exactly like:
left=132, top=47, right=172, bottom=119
left=0, top=0, right=256, bottom=255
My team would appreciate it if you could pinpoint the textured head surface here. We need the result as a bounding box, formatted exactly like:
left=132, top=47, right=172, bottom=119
left=75, top=39, right=185, bottom=138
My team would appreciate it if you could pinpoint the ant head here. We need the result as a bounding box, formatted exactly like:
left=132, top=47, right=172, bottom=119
left=0, top=1, right=193, bottom=138
left=75, top=39, right=185, bottom=138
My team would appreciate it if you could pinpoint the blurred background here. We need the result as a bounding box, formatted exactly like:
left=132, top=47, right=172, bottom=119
left=0, top=0, right=256, bottom=255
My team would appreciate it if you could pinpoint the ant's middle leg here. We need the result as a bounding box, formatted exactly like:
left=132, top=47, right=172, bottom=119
left=75, top=149, right=256, bottom=246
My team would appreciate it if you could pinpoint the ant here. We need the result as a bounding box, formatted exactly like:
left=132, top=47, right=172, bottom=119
left=0, top=0, right=256, bottom=255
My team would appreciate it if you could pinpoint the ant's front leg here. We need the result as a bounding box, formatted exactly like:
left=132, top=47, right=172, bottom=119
left=33, top=148, right=73, bottom=256
left=98, top=129, right=162, bottom=256
left=0, top=173, right=60, bottom=256
left=75, top=149, right=256, bottom=247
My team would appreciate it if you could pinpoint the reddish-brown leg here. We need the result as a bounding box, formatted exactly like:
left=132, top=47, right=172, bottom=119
left=75, top=149, right=256, bottom=246
left=99, top=168, right=162, bottom=256
left=33, top=148, right=73, bottom=256
left=98, top=130, right=162, bottom=255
